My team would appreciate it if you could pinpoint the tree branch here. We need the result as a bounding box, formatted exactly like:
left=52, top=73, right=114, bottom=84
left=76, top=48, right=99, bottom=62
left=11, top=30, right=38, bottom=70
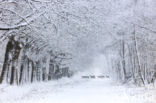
left=135, top=23, right=156, bottom=34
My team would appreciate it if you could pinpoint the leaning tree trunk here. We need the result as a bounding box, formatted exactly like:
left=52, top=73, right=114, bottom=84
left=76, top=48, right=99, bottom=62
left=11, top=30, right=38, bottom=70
left=121, top=40, right=126, bottom=81
left=133, top=26, right=145, bottom=85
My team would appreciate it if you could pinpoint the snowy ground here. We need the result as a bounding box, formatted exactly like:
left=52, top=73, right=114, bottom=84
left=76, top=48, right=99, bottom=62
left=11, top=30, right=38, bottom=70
left=0, top=74, right=156, bottom=103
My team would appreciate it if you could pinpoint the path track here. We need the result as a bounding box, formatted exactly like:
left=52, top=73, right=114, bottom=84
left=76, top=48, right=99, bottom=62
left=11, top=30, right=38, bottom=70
left=0, top=77, right=155, bottom=103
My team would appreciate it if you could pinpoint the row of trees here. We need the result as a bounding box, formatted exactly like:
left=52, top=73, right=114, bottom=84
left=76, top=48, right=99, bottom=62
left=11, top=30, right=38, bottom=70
left=0, top=0, right=106, bottom=85
left=105, top=0, right=156, bottom=86
left=0, top=0, right=78, bottom=85
left=0, top=35, right=72, bottom=85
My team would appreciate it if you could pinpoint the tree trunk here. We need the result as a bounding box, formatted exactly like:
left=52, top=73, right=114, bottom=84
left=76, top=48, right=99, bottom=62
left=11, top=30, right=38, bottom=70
left=133, top=26, right=145, bottom=85
left=121, top=40, right=126, bottom=81
left=31, top=60, right=35, bottom=83
left=0, top=36, right=21, bottom=84
left=19, top=64, right=24, bottom=84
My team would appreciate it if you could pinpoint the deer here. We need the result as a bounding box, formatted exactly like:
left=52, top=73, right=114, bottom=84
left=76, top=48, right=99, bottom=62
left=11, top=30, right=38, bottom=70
left=81, top=76, right=90, bottom=79
left=151, top=72, right=156, bottom=87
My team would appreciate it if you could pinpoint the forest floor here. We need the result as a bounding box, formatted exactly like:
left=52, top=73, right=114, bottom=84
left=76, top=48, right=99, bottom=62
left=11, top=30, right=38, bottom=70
left=0, top=74, right=156, bottom=103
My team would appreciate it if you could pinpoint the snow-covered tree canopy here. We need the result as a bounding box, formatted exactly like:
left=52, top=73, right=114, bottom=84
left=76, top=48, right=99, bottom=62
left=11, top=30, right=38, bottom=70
left=0, top=0, right=156, bottom=85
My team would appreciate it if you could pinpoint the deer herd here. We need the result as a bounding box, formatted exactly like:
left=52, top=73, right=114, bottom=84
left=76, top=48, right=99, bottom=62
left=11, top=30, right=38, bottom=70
left=81, top=75, right=109, bottom=79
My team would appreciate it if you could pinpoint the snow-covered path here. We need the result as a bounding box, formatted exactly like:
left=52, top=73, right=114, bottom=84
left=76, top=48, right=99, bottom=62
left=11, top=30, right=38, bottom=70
left=0, top=76, right=155, bottom=103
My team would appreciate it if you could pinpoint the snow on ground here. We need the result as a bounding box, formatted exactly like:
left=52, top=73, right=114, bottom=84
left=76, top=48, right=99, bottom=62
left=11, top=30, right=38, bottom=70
left=0, top=74, right=156, bottom=103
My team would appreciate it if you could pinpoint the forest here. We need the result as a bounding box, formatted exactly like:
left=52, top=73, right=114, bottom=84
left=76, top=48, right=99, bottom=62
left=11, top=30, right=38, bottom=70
left=0, top=0, right=156, bottom=85
left=0, top=0, right=156, bottom=86
left=0, top=0, right=156, bottom=103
